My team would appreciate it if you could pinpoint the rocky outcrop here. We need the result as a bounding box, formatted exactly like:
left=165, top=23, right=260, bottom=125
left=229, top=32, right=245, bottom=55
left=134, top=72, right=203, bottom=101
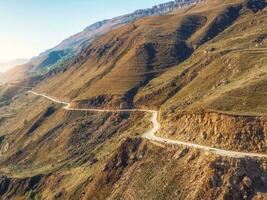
left=73, top=138, right=267, bottom=200
left=80, top=138, right=145, bottom=199
left=134, top=0, right=203, bottom=16
left=161, top=112, right=267, bottom=153
left=0, top=174, right=43, bottom=199
left=109, top=0, right=203, bottom=22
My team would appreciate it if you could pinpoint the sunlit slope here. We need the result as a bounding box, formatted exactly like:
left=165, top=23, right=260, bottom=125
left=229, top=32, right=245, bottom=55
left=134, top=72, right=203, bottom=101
left=36, top=13, right=198, bottom=105
left=0, top=0, right=266, bottom=199
left=35, top=0, right=260, bottom=108
left=135, top=0, right=267, bottom=116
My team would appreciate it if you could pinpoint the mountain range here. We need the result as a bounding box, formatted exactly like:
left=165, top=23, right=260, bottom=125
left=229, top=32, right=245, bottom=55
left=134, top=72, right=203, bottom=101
left=43, top=0, right=203, bottom=54
left=2, top=0, right=203, bottom=82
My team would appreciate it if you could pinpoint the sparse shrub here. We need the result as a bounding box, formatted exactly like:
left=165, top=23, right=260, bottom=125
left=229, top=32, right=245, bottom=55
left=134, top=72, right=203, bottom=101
left=25, top=189, right=41, bottom=200
left=24, top=119, right=28, bottom=126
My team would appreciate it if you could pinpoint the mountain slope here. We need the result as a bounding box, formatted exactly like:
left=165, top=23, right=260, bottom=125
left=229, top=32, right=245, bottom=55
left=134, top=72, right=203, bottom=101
left=35, top=0, right=260, bottom=110
left=0, top=0, right=266, bottom=199
left=2, top=0, right=203, bottom=83
left=16, top=0, right=267, bottom=154
left=43, top=0, right=203, bottom=54
left=136, top=0, right=267, bottom=116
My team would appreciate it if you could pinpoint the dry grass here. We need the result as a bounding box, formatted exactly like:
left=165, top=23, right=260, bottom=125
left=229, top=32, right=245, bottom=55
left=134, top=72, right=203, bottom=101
left=0, top=0, right=266, bottom=199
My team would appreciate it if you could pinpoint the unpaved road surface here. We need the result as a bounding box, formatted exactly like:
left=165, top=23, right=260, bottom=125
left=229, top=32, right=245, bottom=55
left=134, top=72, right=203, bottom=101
left=29, top=91, right=267, bottom=159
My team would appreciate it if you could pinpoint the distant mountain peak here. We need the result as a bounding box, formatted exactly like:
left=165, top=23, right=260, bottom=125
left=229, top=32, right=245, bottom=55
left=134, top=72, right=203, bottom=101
left=45, top=0, right=204, bottom=54
left=7, top=0, right=204, bottom=77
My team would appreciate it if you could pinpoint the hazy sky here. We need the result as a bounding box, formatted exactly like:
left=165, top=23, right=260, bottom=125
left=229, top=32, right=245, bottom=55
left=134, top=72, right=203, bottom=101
left=0, top=0, right=169, bottom=63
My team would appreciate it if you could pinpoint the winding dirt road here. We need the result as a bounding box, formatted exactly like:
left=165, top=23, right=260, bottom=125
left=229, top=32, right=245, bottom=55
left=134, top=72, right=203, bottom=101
left=29, top=91, right=267, bottom=159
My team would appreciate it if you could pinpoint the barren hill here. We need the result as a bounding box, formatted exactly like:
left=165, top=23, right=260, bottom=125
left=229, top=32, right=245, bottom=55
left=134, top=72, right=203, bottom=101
left=0, top=0, right=266, bottom=199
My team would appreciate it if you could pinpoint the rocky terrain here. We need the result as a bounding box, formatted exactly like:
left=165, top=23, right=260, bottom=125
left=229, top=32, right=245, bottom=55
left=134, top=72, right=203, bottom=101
left=0, top=0, right=266, bottom=199
left=160, top=112, right=267, bottom=153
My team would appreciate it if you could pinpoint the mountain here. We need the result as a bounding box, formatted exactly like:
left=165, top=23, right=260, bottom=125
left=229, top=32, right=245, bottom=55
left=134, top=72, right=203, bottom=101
left=43, top=0, right=204, bottom=55
left=0, top=59, right=28, bottom=73
left=2, top=50, right=74, bottom=83
left=3, top=0, right=203, bottom=82
left=0, top=0, right=266, bottom=199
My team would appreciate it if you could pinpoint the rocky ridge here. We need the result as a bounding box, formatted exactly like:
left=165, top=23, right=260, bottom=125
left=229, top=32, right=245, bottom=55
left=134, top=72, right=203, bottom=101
left=45, top=0, right=204, bottom=53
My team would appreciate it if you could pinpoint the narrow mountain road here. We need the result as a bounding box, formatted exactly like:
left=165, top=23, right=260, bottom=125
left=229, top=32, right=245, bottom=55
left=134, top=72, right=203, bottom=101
left=29, top=91, right=267, bottom=159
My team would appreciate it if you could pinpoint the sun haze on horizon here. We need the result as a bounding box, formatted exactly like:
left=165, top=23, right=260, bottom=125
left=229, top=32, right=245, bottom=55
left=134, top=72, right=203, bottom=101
left=0, top=0, right=169, bottom=63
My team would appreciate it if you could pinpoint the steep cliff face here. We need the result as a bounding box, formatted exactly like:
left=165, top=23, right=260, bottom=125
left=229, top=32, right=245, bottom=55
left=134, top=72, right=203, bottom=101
left=0, top=175, right=44, bottom=199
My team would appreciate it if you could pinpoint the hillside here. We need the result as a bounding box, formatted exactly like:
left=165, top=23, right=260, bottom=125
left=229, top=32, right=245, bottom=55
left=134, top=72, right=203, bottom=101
left=0, top=0, right=266, bottom=199
left=35, top=0, right=267, bottom=113
left=2, top=0, right=202, bottom=83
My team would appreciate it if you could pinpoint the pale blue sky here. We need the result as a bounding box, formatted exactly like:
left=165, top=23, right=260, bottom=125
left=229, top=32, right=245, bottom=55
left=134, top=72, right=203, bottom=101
left=0, top=0, right=168, bottom=62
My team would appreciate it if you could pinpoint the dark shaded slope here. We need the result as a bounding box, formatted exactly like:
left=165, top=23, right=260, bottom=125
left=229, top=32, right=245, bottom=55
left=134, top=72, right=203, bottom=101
left=196, top=5, right=242, bottom=46
left=37, top=50, right=71, bottom=69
